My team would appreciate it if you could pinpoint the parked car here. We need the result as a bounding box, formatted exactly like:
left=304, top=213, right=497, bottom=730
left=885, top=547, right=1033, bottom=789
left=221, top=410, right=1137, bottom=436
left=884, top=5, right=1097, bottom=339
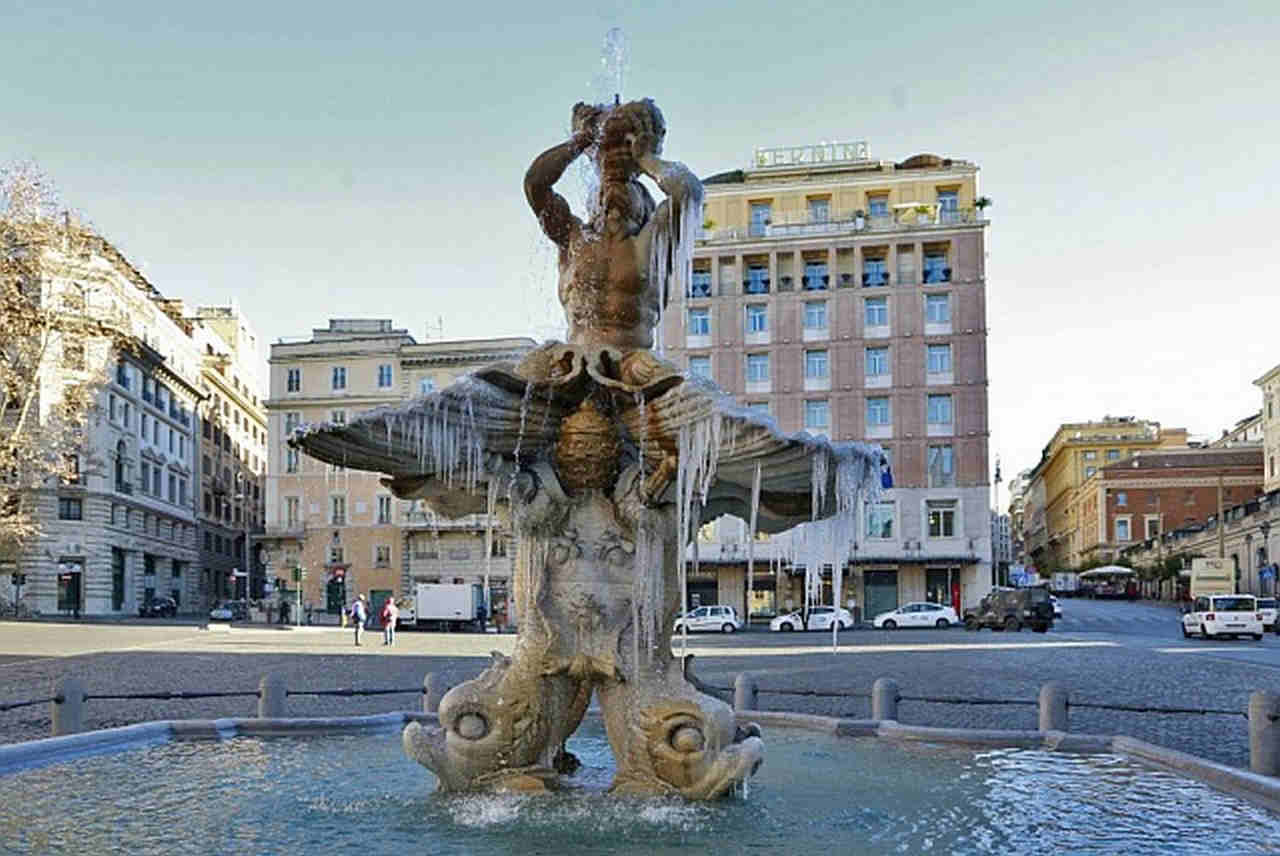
left=769, top=606, right=854, bottom=632
left=673, top=605, right=742, bottom=634
left=209, top=600, right=248, bottom=621
left=138, top=596, right=177, bottom=618
left=873, top=602, right=960, bottom=629
left=964, top=587, right=1053, bottom=633
left=1181, top=594, right=1263, bottom=640
left=1257, top=597, right=1277, bottom=632
left=1050, top=595, right=1063, bottom=619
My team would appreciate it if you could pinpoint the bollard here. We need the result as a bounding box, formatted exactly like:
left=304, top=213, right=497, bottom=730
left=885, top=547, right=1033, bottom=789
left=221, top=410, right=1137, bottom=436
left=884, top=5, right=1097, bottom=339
left=424, top=672, right=455, bottom=714
left=734, top=673, right=758, bottom=712
left=1038, top=682, right=1069, bottom=732
left=871, top=677, right=899, bottom=721
left=258, top=674, right=287, bottom=719
left=52, top=676, right=86, bottom=736
left=1248, top=690, right=1280, bottom=776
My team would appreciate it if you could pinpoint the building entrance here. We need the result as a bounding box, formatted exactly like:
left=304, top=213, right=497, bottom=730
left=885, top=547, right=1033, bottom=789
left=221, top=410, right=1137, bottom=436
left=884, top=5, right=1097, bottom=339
left=863, top=570, right=898, bottom=619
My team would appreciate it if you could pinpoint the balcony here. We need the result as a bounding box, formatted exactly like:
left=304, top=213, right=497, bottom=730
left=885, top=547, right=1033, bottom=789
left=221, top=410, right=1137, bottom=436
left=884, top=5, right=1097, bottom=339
left=800, top=275, right=830, bottom=291
left=404, top=510, right=498, bottom=531
left=115, top=481, right=133, bottom=495
left=862, top=271, right=890, bottom=287
left=697, top=207, right=987, bottom=245
left=742, top=277, right=770, bottom=295
left=923, top=267, right=952, bottom=284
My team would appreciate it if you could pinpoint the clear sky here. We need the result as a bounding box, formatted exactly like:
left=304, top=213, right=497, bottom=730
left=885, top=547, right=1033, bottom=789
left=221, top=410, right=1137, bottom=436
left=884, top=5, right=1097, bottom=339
left=3, top=0, right=1277, bottom=496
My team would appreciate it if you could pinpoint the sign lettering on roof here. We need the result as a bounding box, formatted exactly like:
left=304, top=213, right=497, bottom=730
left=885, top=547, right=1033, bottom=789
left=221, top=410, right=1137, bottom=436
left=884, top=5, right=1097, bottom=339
left=753, top=141, right=870, bottom=168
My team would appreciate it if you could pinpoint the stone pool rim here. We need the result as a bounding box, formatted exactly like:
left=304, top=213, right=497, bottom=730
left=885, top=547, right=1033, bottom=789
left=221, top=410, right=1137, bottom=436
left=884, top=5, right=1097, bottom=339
left=1, top=709, right=1276, bottom=815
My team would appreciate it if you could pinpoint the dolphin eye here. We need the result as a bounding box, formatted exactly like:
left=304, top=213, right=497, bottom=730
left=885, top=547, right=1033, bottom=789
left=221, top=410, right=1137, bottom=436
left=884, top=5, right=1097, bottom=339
left=455, top=712, right=489, bottom=740
left=669, top=724, right=705, bottom=754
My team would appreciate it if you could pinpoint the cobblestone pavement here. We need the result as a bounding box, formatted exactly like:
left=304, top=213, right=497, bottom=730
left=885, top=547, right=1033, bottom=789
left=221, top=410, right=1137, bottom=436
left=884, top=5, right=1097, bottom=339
left=1, top=597, right=1277, bottom=770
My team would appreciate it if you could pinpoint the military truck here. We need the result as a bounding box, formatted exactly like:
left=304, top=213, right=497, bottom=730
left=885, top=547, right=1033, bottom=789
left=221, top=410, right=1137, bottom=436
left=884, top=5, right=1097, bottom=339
left=963, top=586, right=1054, bottom=633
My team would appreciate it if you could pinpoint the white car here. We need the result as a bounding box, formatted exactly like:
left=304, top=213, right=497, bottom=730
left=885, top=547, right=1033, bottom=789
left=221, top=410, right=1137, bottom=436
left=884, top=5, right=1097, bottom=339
left=1181, top=594, right=1263, bottom=640
left=769, top=606, right=854, bottom=632
left=1050, top=596, right=1063, bottom=618
left=673, top=605, right=742, bottom=634
left=1257, top=598, right=1277, bottom=632
left=873, top=602, right=960, bottom=629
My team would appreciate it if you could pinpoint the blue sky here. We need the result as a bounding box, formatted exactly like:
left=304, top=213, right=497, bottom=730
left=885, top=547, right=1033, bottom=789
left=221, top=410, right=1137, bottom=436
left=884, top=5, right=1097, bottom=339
left=2, top=0, right=1277, bottom=490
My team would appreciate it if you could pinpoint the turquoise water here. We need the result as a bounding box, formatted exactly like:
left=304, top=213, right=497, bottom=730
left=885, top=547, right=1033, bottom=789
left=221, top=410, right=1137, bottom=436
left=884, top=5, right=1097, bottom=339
left=2, top=722, right=1276, bottom=855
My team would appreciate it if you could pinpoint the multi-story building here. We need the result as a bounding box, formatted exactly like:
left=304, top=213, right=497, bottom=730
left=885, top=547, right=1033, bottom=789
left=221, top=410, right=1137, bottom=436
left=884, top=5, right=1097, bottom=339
left=1255, top=364, right=1280, bottom=493
left=260, top=320, right=535, bottom=623
left=190, top=304, right=268, bottom=608
left=1210, top=412, right=1262, bottom=449
left=991, top=512, right=1011, bottom=579
left=1006, top=468, right=1032, bottom=565
left=1023, top=417, right=1188, bottom=572
left=660, top=141, right=993, bottom=617
left=1076, top=447, right=1263, bottom=566
left=9, top=230, right=206, bottom=616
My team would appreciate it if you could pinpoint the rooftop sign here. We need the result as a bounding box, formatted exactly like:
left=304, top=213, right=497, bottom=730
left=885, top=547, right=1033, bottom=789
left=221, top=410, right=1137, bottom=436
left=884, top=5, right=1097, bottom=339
left=752, top=141, right=870, bottom=169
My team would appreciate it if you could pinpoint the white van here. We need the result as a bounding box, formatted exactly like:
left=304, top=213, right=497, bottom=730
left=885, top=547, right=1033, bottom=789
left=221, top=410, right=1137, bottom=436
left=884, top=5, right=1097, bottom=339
left=1181, top=594, right=1263, bottom=640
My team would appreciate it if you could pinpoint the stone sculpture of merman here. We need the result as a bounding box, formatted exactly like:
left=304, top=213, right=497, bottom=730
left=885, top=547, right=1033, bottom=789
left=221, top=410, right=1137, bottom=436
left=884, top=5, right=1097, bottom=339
left=292, top=97, right=883, bottom=800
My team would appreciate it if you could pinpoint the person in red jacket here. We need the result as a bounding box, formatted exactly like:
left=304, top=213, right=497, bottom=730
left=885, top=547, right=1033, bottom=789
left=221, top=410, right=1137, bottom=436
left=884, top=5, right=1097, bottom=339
left=381, top=597, right=399, bottom=647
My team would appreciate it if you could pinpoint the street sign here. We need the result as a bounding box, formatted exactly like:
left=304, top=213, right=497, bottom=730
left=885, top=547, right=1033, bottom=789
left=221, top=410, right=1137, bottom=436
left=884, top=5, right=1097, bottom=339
left=1261, top=564, right=1276, bottom=582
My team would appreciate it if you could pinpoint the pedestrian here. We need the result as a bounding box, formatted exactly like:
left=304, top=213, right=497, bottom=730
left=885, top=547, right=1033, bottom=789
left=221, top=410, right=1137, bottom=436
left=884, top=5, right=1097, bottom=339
left=350, top=594, right=367, bottom=646
left=280, top=599, right=290, bottom=625
left=381, top=597, right=399, bottom=646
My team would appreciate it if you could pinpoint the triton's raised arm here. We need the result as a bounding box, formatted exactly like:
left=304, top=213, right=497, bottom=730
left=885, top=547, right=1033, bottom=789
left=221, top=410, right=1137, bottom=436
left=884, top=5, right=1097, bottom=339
left=627, top=102, right=703, bottom=245
left=524, top=102, right=601, bottom=250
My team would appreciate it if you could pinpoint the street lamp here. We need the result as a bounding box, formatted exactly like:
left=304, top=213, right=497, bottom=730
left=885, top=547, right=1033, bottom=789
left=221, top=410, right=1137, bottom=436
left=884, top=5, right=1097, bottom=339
left=234, top=472, right=252, bottom=606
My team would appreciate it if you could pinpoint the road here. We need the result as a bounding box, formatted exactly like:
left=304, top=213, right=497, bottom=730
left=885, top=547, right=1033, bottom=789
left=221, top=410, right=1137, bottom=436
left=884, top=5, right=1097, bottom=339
left=0, top=598, right=1276, bottom=768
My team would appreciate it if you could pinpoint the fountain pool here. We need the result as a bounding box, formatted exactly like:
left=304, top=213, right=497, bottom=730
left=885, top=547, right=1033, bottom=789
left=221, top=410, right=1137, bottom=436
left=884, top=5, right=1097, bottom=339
left=3, top=721, right=1275, bottom=855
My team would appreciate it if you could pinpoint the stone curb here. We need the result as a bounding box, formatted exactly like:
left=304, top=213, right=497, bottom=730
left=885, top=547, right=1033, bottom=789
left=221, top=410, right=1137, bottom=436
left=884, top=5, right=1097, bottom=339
left=0, top=721, right=172, bottom=774
left=1112, top=735, right=1280, bottom=814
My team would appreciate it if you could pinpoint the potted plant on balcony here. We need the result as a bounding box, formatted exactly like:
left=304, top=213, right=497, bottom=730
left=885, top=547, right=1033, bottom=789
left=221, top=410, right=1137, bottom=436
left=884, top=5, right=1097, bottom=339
left=702, top=218, right=716, bottom=230
left=914, top=204, right=933, bottom=225
left=975, top=196, right=992, bottom=215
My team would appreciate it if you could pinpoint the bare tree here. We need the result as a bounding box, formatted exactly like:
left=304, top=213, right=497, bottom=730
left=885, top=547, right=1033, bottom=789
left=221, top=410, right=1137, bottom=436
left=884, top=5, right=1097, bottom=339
left=0, top=162, right=117, bottom=554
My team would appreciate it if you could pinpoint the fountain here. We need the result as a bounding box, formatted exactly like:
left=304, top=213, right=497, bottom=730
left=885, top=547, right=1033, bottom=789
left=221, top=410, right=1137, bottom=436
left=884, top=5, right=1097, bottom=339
left=292, top=96, right=884, bottom=798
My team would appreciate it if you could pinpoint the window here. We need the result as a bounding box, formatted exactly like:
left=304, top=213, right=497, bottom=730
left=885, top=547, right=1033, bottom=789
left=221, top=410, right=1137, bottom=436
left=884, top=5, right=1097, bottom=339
left=286, top=448, right=299, bottom=473
left=331, top=496, right=346, bottom=525
left=927, top=344, right=952, bottom=374
left=687, top=308, right=710, bottom=335
left=745, top=305, right=768, bottom=333
left=109, top=394, right=118, bottom=423
left=746, top=354, right=770, bottom=383
left=1083, top=450, right=1097, bottom=461
left=420, top=378, right=436, bottom=395
left=377, top=364, right=393, bottom=388
left=179, top=478, right=188, bottom=506
left=928, top=499, right=957, bottom=538
left=331, top=410, right=346, bottom=425
left=377, top=495, right=392, bottom=524
left=866, top=347, right=889, bottom=378
left=803, top=261, right=828, bottom=291
left=866, top=397, right=890, bottom=426
left=285, top=412, right=301, bottom=433
left=866, top=501, right=894, bottom=539
left=287, top=368, right=301, bottom=392
left=803, top=400, right=829, bottom=433
left=331, top=366, right=347, bottom=390
left=862, top=257, right=887, bottom=287
left=204, top=492, right=212, bottom=514
left=286, top=497, right=300, bottom=528
left=927, top=445, right=955, bottom=487
left=168, top=474, right=176, bottom=503
left=749, top=202, right=771, bottom=237
left=747, top=402, right=770, bottom=416
left=204, top=532, right=213, bottom=551
left=688, top=356, right=712, bottom=379
left=152, top=467, right=162, bottom=497
left=58, top=497, right=83, bottom=520
left=329, top=544, right=344, bottom=565
left=1085, top=466, right=1097, bottom=478
left=168, top=427, right=174, bottom=454
left=375, top=545, right=391, bottom=567
left=803, top=301, right=827, bottom=330
left=140, top=462, right=150, bottom=495
left=1115, top=518, right=1131, bottom=542
left=926, top=294, right=951, bottom=324
left=1115, top=491, right=1128, bottom=507
left=804, top=350, right=828, bottom=380
left=923, top=253, right=950, bottom=283
left=745, top=265, right=769, bottom=294
left=143, top=377, right=154, bottom=404
left=1106, top=449, right=1121, bottom=461
left=868, top=195, right=888, bottom=218
left=1145, top=517, right=1160, bottom=539
left=808, top=197, right=829, bottom=224
left=864, top=297, right=888, bottom=327
left=937, top=190, right=959, bottom=221
left=927, top=394, right=953, bottom=425
left=689, top=270, right=712, bottom=298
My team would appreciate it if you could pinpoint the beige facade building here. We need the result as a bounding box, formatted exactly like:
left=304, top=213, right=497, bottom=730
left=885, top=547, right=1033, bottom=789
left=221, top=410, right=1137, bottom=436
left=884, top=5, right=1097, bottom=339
left=660, top=141, right=994, bottom=618
left=260, top=320, right=535, bottom=621
left=1255, top=364, right=1280, bottom=494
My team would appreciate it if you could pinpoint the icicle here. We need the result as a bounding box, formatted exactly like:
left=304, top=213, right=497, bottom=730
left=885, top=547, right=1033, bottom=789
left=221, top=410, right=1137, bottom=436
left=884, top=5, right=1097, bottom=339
left=746, top=462, right=761, bottom=632
left=485, top=477, right=499, bottom=617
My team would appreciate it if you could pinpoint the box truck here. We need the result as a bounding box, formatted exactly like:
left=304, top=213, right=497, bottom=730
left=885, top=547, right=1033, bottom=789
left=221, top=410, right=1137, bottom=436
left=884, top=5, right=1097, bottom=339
left=401, top=583, right=485, bottom=632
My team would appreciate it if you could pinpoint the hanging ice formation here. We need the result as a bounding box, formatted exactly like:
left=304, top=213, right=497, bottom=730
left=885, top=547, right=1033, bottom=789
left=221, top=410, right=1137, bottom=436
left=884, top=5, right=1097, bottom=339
left=649, top=193, right=701, bottom=358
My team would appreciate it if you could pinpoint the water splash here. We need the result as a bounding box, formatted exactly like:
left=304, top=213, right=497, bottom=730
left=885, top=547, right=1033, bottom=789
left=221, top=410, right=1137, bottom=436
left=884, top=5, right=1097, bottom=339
left=591, top=27, right=629, bottom=105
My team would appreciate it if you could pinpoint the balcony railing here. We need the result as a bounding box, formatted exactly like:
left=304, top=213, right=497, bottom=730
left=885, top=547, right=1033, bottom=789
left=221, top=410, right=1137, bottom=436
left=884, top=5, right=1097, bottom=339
left=923, top=267, right=952, bottom=284
left=862, top=271, right=890, bottom=287
left=698, top=207, right=987, bottom=244
left=404, top=510, right=498, bottom=530
left=115, top=481, right=133, bottom=495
